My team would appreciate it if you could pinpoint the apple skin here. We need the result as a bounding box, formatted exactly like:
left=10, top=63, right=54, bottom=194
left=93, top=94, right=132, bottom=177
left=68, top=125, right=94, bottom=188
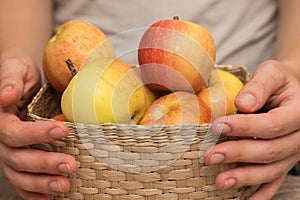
left=51, top=114, right=66, bottom=122
left=43, top=20, right=115, bottom=93
left=61, top=58, right=157, bottom=125
left=138, top=91, right=211, bottom=125
left=197, top=69, right=244, bottom=119
left=138, top=17, right=216, bottom=93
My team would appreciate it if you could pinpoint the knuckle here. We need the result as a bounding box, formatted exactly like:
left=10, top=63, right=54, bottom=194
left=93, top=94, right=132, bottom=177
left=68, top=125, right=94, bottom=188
left=269, top=167, right=284, bottom=181
left=263, top=138, right=287, bottom=164
left=230, top=141, right=243, bottom=162
left=265, top=115, right=283, bottom=138
left=6, top=153, right=23, bottom=171
left=0, top=121, right=22, bottom=147
left=236, top=119, right=251, bottom=133
left=260, top=61, right=286, bottom=82
left=35, top=152, right=65, bottom=173
left=38, top=155, right=54, bottom=172
left=259, top=60, right=280, bottom=71
left=264, top=145, right=280, bottom=163
left=1, top=129, right=16, bottom=147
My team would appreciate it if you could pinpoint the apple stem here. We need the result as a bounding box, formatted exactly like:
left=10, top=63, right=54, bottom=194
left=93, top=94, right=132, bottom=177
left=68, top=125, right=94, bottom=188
left=65, top=59, right=77, bottom=76
left=173, top=16, right=179, bottom=20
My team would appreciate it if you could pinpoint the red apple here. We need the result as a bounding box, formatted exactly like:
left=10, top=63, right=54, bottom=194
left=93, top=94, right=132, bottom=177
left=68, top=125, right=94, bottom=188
left=43, top=20, right=115, bottom=93
left=51, top=113, right=67, bottom=122
left=139, top=91, right=211, bottom=125
left=138, top=16, right=216, bottom=93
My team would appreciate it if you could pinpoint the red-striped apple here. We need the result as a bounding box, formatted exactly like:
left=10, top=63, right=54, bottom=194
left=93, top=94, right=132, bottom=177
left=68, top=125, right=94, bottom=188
left=139, top=91, right=211, bottom=125
left=138, top=16, right=216, bottom=93
left=43, top=20, right=115, bottom=93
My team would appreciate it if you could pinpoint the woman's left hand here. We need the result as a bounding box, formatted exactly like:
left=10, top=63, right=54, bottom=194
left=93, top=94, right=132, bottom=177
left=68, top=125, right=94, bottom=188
left=204, top=60, right=300, bottom=200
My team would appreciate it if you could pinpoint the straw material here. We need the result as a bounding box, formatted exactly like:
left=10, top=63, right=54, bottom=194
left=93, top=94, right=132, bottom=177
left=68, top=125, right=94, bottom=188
left=28, top=65, right=253, bottom=200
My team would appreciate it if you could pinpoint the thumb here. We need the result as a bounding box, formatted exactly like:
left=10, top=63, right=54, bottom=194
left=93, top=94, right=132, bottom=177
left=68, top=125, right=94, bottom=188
left=0, top=59, right=26, bottom=106
left=235, top=60, right=287, bottom=113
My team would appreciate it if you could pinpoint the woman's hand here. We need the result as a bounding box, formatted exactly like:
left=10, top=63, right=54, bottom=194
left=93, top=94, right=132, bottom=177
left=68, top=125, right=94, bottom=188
left=0, top=58, right=78, bottom=200
left=205, top=60, right=300, bottom=200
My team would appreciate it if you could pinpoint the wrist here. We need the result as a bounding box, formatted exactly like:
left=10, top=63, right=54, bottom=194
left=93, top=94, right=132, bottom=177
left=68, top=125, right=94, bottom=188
left=276, top=58, right=300, bottom=80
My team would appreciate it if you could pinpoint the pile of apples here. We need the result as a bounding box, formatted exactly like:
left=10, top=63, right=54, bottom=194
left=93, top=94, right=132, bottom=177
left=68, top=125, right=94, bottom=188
left=43, top=17, right=244, bottom=125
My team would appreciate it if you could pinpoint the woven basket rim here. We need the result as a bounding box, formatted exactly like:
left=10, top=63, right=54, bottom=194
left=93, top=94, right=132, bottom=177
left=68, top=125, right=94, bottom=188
left=27, top=64, right=250, bottom=126
left=27, top=64, right=250, bottom=140
left=27, top=84, right=212, bottom=127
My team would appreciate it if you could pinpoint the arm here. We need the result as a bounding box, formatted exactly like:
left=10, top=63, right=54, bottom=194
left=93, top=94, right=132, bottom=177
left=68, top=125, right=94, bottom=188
left=274, top=0, right=300, bottom=77
left=205, top=1, right=300, bottom=199
left=0, top=0, right=53, bottom=67
left=0, top=1, right=78, bottom=199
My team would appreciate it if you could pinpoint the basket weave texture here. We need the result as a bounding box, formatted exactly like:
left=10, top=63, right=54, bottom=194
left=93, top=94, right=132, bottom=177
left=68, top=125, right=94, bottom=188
left=28, top=65, right=253, bottom=200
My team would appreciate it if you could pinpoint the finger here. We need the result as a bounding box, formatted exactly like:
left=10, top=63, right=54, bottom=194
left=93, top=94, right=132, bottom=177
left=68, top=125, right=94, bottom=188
left=0, top=144, right=78, bottom=174
left=205, top=131, right=300, bottom=165
left=0, top=59, right=27, bottom=106
left=235, top=60, right=287, bottom=113
left=249, top=175, right=286, bottom=200
left=211, top=105, right=300, bottom=138
left=213, top=154, right=298, bottom=191
left=2, top=162, right=71, bottom=195
left=16, top=188, right=51, bottom=200
left=0, top=111, right=68, bottom=147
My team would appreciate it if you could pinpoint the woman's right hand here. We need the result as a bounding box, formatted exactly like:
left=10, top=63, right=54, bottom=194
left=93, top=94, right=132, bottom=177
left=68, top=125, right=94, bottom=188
left=0, top=58, right=78, bottom=200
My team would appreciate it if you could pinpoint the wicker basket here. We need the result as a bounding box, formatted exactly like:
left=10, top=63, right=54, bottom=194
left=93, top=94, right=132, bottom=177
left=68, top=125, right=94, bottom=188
left=28, top=65, right=253, bottom=200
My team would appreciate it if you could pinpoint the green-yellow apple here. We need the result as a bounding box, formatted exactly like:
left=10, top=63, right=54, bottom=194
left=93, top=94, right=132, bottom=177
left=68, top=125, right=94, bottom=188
left=139, top=91, right=211, bottom=125
left=197, top=69, right=244, bottom=119
left=43, top=19, right=115, bottom=93
left=61, top=58, right=156, bottom=124
left=138, top=16, right=216, bottom=93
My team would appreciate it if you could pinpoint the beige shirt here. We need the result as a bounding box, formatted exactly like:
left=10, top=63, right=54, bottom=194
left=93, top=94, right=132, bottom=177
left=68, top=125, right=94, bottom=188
left=54, top=0, right=278, bottom=74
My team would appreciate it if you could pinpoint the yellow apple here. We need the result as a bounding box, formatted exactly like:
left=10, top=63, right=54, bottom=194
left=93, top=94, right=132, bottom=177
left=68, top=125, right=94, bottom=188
left=197, top=69, right=244, bottom=119
left=61, top=58, right=156, bottom=125
left=138, top=16, right=215, bottom=93
left=139, top=91, right=211, bottom=125
left=43, top=19, right=115, bottom=93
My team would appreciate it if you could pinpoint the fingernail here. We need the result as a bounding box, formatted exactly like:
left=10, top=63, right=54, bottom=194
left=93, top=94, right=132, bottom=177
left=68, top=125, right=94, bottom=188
left=0, top=85, right=13, bottom=95
left=209, top=153, right=225, bottom=164
left=57, top=163, right=71, bottom=173
left=49, top=181, right=63, bottom=192
left=212, top=118, right=231, bottom=134
left=224, top=178, right=236, bottom=189
left=238, top=93, right=257, bottom=109
left=49, top=127, right=65, bottom=139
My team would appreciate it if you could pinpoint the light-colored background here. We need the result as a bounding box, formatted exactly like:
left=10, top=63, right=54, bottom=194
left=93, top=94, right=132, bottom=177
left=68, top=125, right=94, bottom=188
left=1, top=163, right=300, bottom=200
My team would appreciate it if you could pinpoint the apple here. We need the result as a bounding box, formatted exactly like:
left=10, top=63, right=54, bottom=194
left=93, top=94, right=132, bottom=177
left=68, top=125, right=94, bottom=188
left=144, top=84, right=161, bottom=109
left=197, top=69, right=244, bottom=119
left=138, top=16, right=216, bottom=93
left=61, top=58, right=157, bottom=125
left=51, top=114, right=67, bottom=122
left=43, top=19, right=115, bottom=93
left=138, top=91, right=211, bottom=125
